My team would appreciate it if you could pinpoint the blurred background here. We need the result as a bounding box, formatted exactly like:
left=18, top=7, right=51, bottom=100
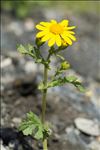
left=1, top=1, right=100, bottom=150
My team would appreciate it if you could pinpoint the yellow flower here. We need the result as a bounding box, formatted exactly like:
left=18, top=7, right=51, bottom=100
left=36, top=19, right=76, bottom=47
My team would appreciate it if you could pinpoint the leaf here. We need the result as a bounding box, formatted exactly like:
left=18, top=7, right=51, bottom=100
left=34, top=126, right=43, bottom=140
left=19, top=112, right=44, bottom=139
left=23, top=124, right=35, bottom=135
left=65, top=76, right=77, bottom=82
left=17, top=44, right=28, bottom=54
left=65, top=76, right=85, bottom=92
left=47, top=76, right=85, bottom=92
left=56, top=54, right=65, bottom=60
left=38, top=82, right=46, bottom=90
left=27, top=111, right=41, bottom=124
left=48, top=80, right=60, bottom=87
left=27, top=44, right=34, bottom=52
left=74, top=81, right=85, bottom=92
left=19, top=112, right=52, bottom=140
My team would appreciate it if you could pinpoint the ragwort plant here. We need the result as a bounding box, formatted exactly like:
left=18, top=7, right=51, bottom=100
left=17, top=19, right=84, bottom=150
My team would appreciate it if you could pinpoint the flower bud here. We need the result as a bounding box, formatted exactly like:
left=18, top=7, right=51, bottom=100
left=35, top=38, right=44, bottom=48
left=61, top=61, right=70, bottom=70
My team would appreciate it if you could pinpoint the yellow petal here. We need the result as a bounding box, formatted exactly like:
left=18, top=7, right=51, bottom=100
left=67, top=26, right=76, bottom=30
left=61, top=33, right=72, bottom=45
left=40, top=22, right=51, bottom=27
left=55, top=35, right=61, bottom=46
left=48, top=37, right=55, bottom=47
left=36, top=24, right=46, bottom=30
left=36, top=31, right=48, bottom=38
left=41, top=34, right=51, bottom=42
left=60, top=20, right=69, bottom=26
left=51, top=20, right=57, bottom=24
left=67, top=34, right=76, bottom=41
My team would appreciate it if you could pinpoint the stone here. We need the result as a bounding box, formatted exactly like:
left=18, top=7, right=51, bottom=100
left=1, top=58, right=12, bottom=68
left=0, top=141, right=7, bottom=150
left=24, top=61, right=37, bottom=74
left=7, top=21, right=24, bottom=36
left=12, top=117, right=21, bottom=124
left=1, top=145, right=6, bottom=150
left=74, top=118, right=100, bottom=136
left=88, top=140, right=100, bottom=150
left=64, top=126, right=88, bottom=150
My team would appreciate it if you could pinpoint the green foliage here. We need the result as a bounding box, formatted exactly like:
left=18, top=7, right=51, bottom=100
left=17, top=44, right=28, bottom=54
left=19, top=112, right=51, bottom=140
left=56, top=54, right=65, bottom=60
left=1, top=1, right=99, bottom=19
left=49, top=76, right=85, bottom=92
left=1, top=1, right=31, bottom=18
left=38, top=76, right=85, bottom=92
left=1, top=1, right=52, bottom=18
left=17, top=44, right=49, bottom=66
left=48, top=76, right=85, bottom=92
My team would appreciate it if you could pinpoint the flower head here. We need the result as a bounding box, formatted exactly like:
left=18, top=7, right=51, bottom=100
left=36, top=19, right=76, bottom=47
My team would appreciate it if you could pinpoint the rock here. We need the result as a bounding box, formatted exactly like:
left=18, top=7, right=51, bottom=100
left=57, top=84, right=100, bottom=120
left=0, top=144, right=7, bottom=150
left=9, top=142, right=15, bottom=150
left=64, top=126, right=88, bottom=150
left=24, top=61, right=37, bottom=74
left=1, top=58, right=12, bottom=68
left=65, top=126, right=81, bottom=145
left=0, top=140, right=10, bottom=150
left=7, top=21, right=24, bottom=36
left=1, top=59, right=16, bottom=85
left=88, top=140, right=100, bottom=150
left=64, top=43, right=100, bottom=80
left=12, top=117, right=21, bottom=125
left=85, top=80, right=100, bottom=111
left=74, top=118, right=100, bottom=136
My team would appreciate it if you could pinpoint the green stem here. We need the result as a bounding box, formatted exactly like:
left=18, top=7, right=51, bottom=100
left=41, top=65, right=48, bottom=150
left=43, top=139, right=48, bottom=150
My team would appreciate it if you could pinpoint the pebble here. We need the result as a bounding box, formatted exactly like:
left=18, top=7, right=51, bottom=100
left=0, top=140, right=7, bottom=150
left=88, top=140, right=100, bottom=150
left=74, top=118, right=100, bottom=136
left=24, top=61, right=37, bottom=74
left=1, top=144, right=7, bottom=150
left=7, top=21, right=24, bottom=36
left=12, top=117, right=21, bottom=124
left=64, top=126, right=88, bottom=150
left=1, top=58, right=12, bottom=68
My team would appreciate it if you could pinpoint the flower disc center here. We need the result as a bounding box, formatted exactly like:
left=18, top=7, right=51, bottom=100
left=50, top=24, right=63, bottom=34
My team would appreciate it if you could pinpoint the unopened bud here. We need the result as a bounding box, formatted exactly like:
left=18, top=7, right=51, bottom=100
left=61, top=61, right=70, bottom=70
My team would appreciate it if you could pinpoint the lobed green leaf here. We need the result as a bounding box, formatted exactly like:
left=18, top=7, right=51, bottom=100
left=47, top=76, right=85, bottom=92
left=17, top=44, right=28, bottom=54
left=19, top=112, right=51, bottom=140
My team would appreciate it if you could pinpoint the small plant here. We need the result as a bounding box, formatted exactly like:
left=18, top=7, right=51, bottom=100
left=17, top=19, right=84, bottom=150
